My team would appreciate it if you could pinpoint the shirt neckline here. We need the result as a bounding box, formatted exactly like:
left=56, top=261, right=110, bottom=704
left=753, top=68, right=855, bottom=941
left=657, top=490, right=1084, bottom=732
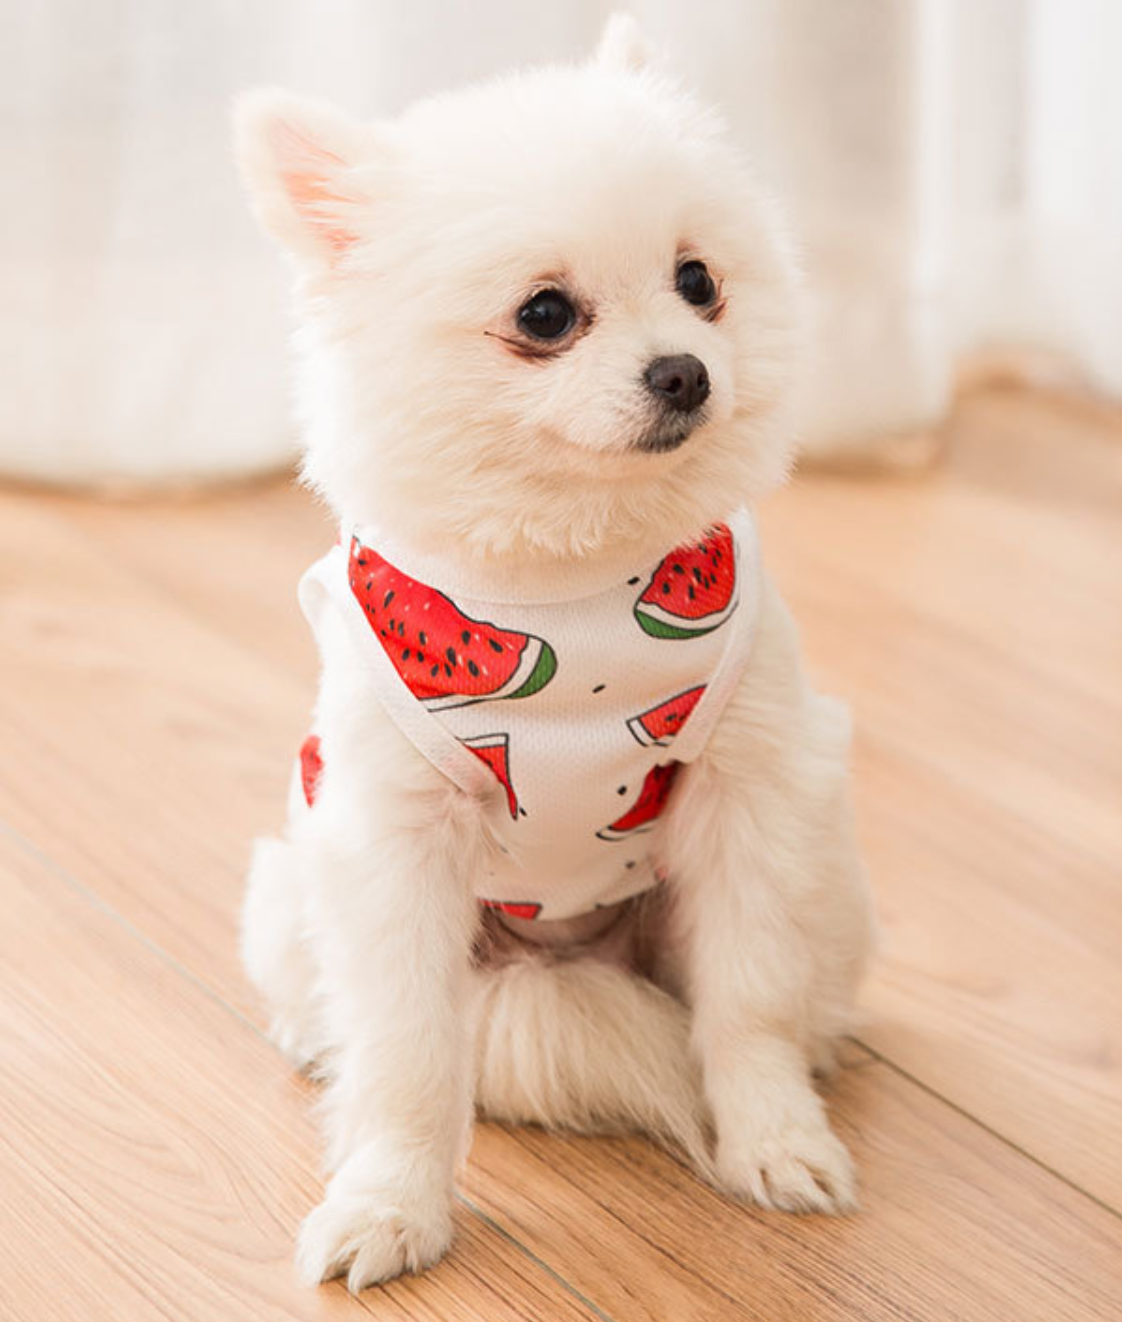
left=348, top=508, right=750, bottom=606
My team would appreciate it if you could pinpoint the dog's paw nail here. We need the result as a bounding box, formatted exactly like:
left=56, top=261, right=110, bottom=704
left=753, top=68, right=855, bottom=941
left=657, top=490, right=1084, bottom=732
left=296, top=1194, right=452, bottom=1290
left=720, top=1125, right=857, bottom=1216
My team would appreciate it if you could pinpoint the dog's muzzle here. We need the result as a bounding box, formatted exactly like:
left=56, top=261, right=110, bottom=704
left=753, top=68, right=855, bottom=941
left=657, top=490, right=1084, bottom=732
left=634, top=354, right=710, bottom=453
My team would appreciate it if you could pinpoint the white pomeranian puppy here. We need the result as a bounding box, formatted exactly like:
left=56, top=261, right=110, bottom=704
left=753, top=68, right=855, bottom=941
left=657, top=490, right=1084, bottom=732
left=236, top=14, right=875, bottom=1293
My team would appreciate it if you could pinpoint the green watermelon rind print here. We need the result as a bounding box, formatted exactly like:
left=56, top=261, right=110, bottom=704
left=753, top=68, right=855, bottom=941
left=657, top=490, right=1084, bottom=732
left=503, top=639, right=557, bottom=701
left=422, top=634, right=556, bottom=712
left=633, top=603, right=737, bottom=640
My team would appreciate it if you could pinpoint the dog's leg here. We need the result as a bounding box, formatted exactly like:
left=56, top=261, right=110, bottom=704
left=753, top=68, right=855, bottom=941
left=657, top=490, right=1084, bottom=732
left=661, top=576, right=875, bottom=1214
left=291, top=698, right=485, bottom=1290
left=241, top=834, right=324, bottom=1070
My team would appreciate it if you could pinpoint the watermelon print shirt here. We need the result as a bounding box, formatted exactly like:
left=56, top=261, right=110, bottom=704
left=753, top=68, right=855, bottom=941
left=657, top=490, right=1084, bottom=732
left=297, top=508, right=760, bottom=923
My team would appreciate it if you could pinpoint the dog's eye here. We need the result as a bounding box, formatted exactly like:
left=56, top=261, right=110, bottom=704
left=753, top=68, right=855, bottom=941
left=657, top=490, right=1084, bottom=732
left=676, top=260, right=717, bottom=308
left=517, top=290, right=576, bottom=341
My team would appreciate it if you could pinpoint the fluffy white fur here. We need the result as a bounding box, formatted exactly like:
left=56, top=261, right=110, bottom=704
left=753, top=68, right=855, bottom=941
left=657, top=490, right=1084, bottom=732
left=237, top=14, right=875, bottom=1293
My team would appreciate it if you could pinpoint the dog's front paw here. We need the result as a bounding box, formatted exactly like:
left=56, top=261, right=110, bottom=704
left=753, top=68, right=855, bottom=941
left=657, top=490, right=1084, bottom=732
left=267, top=1006, right=323, bottom=1073
left=718, top=1118, right=857, bottom=1215
left=297, top=1190, right=453, bottom=1292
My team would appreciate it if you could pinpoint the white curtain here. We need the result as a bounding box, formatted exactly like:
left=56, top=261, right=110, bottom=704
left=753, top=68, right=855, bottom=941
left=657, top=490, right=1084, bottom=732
left=4, top=0, right=1119, bottom=484
left=646, top=0, right=1122, bottom=459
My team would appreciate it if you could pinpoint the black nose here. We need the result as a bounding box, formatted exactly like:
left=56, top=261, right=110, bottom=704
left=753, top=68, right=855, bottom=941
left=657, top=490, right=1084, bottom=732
left=644, top=354, right=710, bottom=413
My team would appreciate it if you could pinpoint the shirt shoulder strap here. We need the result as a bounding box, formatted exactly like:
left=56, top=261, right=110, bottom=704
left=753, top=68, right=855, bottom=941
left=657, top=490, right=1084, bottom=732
left=298, top=546, right=495, bottom=798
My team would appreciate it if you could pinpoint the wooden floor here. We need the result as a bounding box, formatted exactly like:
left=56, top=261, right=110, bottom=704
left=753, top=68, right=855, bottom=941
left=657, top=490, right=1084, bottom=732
left=1, top=384, right=1119, bottom=1321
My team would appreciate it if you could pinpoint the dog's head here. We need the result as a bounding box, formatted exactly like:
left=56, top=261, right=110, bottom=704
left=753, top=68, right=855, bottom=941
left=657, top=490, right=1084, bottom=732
left=237, top=15, right=801, bottom=562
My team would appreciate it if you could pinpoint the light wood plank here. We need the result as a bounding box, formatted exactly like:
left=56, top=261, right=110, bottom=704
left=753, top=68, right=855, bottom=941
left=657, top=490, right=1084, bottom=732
left=854, top=738, right=1122, bottom=1194
left=464, top=1063, right=1122, bottom=1322
left=0, top=490, right=310, bottom=1015
left=46, top=478, right=334, bottom=681
left=0, top=831, right=600, bottom=1322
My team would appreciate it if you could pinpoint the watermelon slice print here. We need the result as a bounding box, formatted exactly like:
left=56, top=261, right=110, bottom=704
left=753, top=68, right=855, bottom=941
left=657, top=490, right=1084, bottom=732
left=349, top=539, right=557, bottom=711
left=596, top=762, right=680, bottom=841
left=461, top=732, right=519, bottom=820
left=634, top=523, right=736, bottom=639
left=481, top=900, right=543, bottom=920
left=299, top=733, right=323, bottom=807
left=627, top=685, right=706, bottom=748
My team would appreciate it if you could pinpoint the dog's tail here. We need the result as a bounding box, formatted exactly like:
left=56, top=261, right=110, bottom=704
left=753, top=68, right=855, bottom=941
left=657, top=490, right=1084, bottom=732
left=471, top=954, right=715, bottom=1181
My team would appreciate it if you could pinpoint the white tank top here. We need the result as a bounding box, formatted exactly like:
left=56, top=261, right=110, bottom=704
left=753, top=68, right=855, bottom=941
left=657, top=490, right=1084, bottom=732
left=296, top=508, right=760, bottom=922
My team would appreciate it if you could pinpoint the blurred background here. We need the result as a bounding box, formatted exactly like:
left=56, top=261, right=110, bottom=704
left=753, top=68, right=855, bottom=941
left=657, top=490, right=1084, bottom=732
left=4, top=0, right=1120, bottom=486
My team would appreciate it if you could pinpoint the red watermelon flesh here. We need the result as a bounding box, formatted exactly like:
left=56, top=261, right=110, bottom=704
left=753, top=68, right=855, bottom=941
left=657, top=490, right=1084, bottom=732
left=597, top=762, right=680, bottom=841
left=461, top=732, right=518, bottom=819
left=634, top=523, right=736, bottom=639
left=481, top=899, right=542, bottom=920
left=299, top=734, right=323, bottom=807
left=349, top=539, right=556, bottom=710
left=627, top=685, right=705, bottom=747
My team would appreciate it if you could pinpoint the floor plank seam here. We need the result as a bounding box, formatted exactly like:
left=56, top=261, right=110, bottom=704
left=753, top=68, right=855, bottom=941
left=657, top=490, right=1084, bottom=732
left=0, top=812, right=615, bottom=1318
left=455, top=1193, right=619, bottom=1322
left=505, top=1130, right=755, bottom=1313
left=0, top=814, right=266, bottom=1044
left=851, top=1035, right=1122, bottom=1222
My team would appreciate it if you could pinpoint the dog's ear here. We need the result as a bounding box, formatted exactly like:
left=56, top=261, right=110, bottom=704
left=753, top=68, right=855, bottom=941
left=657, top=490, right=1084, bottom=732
left=234, top=89, right=387, bottom=267
left=594, top=13, right=653, bottom=73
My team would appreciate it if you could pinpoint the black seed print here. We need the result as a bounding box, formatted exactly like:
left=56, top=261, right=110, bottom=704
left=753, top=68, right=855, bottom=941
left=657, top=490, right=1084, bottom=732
left=383, top=589, right=395, bottom=608
left=674, top=563, right=685, bottom=574
left=432, top=663, right=440, bottom=677
left=417, top=651, right=425, bottom=663
left=419, top=631, right=428, bottom=646
left=445, top=646, right=457, bottom=664
left=627, top=576, right=640, bottom=585
left=366, top=577, right=373, bottom=590
left=467, top=660, right=479, bottom=677
left=387, top=618, right=395, bottom=631
left=617, top=785, right=627, bottom=795
left=357, top=555, right=367, bottom=567
left=693, top=566, right=703, bottom=583
left=488, top=638, right=503, bottom=653
left=398, top=622, right=405, bottom=636
left=380, top=629, right=388, bottom=637
left=444, top=663, right=453, bottom=677
left=592, top=684, right=606, bottom=694
left=662, top=581, right=671, bottom=594
left=403, top=649, right=411, bottom=661
left=461, top=630, right=471, bottom=644
left=688, top=585, right=696, bottom=601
